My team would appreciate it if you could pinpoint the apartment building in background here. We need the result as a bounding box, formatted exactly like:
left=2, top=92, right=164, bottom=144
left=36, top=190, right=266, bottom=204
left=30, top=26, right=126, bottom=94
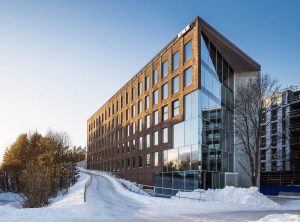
left=260, top=85, right=300, bottom=194
left=87, top=17, right=260, bottom=193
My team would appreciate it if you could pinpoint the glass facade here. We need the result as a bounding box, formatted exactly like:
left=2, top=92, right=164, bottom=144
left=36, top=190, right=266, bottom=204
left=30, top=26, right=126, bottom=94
left=156, top=33, right=235, bottom=191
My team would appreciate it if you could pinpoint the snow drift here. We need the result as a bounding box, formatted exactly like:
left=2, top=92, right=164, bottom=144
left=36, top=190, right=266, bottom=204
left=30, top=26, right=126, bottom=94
left=253, top=213, right=300, bottom=222
left=176, top=186, right=278, bottom=208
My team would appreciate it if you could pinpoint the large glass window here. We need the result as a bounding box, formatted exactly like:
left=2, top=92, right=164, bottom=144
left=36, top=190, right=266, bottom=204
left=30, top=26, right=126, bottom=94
left=184, top=66, right=192, bottom=87
left=153, top=110, right=158, bottom=125
left=174, top=122, right=184, bottom=148
left=168, top=148, right=178, bottom=171
left=162, top=83, right=168, bottom=100
left=153, top=131, right=158, bottom=146
left=153, top=69, right=158, bottom=85
left=153, top=89, right=158, bottom=105
left=179, top=146, right=191, bottom=171
left=162, top=105, right=168, bottom=121
left=163, top=127, right=168, bottom=143
left=172, top=75, right=179, bottom=94
left=172, top=99, right=179, bottom=117
left=184, top=118, right=198, bottom=145
left=162, top=60, right=168, bottom=78
left=184, top=40, right=192, bottom=61
left=145, top=114, right=150, bottom=128
left=145, top=95, right=149, bottom=110
left=172, top=51, right=179, bottom=70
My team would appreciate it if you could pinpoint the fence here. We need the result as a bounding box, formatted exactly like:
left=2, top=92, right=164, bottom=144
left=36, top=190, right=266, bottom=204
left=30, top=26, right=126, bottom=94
left=84, top=175, right=92, bottom=202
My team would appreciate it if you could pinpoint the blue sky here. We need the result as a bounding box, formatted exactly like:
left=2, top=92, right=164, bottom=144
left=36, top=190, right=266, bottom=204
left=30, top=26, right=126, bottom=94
left=0, top=0, right=299, bottom=162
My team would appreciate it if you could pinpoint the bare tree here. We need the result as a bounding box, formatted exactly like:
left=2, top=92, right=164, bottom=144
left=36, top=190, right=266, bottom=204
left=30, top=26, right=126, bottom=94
left=234, top=74, right=279, bottom=186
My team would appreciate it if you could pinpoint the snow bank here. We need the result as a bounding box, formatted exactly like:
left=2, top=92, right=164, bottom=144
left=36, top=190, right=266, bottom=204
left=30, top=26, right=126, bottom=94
left=177, top=186, right=278, bottom=208
left=0, top=192, right=20, bottom=202
left=254, top=213, right=300, bottom=222
left=50, top=171, right=90, bottom=207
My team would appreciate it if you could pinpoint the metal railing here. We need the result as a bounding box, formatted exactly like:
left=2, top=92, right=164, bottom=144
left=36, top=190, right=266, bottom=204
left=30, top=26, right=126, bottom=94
left=110, top=172, right=204, bottom=201
left=81, top=169, right=205, bottom=201
left=84, top=175, right=92, bottom=202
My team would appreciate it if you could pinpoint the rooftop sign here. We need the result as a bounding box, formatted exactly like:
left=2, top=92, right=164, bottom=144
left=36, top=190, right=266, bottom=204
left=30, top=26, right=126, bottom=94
left=177, top=24, right=191, bottom=38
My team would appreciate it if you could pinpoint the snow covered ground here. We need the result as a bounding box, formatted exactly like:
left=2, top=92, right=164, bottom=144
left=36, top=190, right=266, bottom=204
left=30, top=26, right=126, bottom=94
left=0, top=169, right=299, bottom=222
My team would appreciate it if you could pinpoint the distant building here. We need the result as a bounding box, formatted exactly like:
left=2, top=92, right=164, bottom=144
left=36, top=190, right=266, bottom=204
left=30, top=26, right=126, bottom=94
left=260, top=85, right=300, bottom=194
left=87, top=17, right=260, bottom=193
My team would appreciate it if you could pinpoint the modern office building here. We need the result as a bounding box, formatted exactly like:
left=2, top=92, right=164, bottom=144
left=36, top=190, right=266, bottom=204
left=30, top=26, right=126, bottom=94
left=260, top=85, right=300, bottom=194
left=87, top=17, right=260, bottom=192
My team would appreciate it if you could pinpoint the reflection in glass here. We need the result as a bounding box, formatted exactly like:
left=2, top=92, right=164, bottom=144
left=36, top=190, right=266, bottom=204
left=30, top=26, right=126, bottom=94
left=173, top=122, right=184, bottom=148
left=168, top=148, right=179, bottom=171
left=179, top=146, right=191, bottom=171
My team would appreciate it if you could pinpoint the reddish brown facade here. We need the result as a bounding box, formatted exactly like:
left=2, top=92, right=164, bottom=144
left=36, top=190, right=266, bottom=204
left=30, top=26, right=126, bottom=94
left=87, top=17, right=260, bottom=187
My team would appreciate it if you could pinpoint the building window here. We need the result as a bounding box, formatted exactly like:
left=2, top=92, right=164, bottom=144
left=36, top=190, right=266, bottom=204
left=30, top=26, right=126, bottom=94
left=126, top=109, right=129, bottom=121
left=145, top=76, right=149, bottom=91
left=184, top=40, right=192, bottom=62
left=127, top=141, right=130, bottom=153
left=172, top=99, right=179, bottom=117
left=145, top=95, right=149, bottom=110
left=153, top=89, right=158, bottom=105
left=126, top=125, right=130, bottom=137
left=146, top=154, right=151, bottom=167
left=132, top=139, right=136, bottom=151
left=184, top=66, right=192, bottom=87
left=145, top=114, right=150, bottom=128
left=138, top=156, right=143, bottom=168
left=138, top=118, right=142, bottom=132
left=127, top=158, right=130, bottom=169
left=131, top=105, right=135, bottom=117
left=131, top=87, right=135, bottom=100
left=153, top=131, right=158, bottom=146
left=153, top=110, right=158, bottom=125
left=153, top=69, right=158, bottom=85
left=138, top=81, right=142, bottom=96
left=172, top=75, right=179, bottom=94
left=162, top=60, right=168, bottom=78
left=162, top=83, right=168, bottom=100
left=139, top=137, right=143, bottom=150
left=146, top=134, right=150, bottom=148
left=162, top=105, right=168, bottom=121
left=126, top=92, right=129, bottom=105
left=172, top=51, right=179, bottom=70
left=154, top=152, right=159, bottom=166
left=138, top=100, right=142, bottom=113
left=132, top=122, right=136, bottom=134
left=132, top=157, right=137, bottom=168
left=163, top=128, right=168, bottom=143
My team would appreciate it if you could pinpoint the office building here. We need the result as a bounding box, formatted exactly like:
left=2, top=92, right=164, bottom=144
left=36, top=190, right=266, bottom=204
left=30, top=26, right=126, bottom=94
left=87, top=17, right=260, bottom=192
